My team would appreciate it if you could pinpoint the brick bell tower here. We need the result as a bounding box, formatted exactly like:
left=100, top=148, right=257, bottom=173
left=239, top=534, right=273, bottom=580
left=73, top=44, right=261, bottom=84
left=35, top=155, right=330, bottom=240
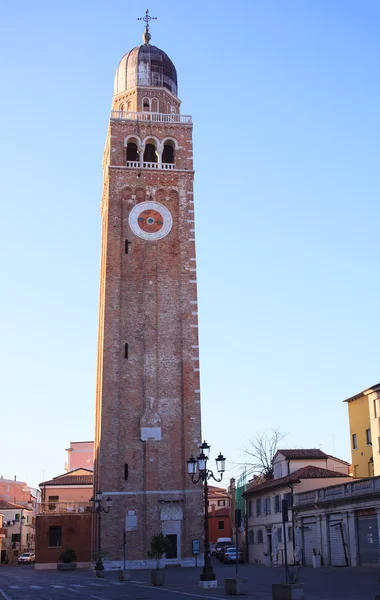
left=94, top=14, right=203, bottom=568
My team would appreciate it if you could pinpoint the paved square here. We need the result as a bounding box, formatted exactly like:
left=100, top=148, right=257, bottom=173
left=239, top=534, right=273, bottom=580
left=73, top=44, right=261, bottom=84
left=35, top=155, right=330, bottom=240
left=0, top=562, right=379, bottom=599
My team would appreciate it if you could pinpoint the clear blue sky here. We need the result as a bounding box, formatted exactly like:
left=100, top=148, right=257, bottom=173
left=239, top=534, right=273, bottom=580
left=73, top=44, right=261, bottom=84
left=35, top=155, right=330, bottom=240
left=1, top=1, right=379, bottom=489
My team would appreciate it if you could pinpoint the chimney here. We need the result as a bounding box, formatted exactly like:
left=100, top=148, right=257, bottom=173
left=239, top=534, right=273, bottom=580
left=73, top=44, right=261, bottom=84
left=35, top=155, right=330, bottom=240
left=14, top=476, right=16, bottom=481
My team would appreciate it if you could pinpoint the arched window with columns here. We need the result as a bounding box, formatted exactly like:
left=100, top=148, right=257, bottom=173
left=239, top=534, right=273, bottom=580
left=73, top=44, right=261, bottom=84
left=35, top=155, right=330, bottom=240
left=151, top=98, right=159, bottom=113
left=142, top=97, right=150, bottom=112
left=162, top=139, right=175, bottom=165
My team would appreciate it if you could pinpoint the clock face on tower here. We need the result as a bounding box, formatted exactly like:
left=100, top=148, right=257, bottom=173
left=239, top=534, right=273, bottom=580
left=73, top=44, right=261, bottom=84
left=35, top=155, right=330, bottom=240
left=128, top=201, right=173, bottom=241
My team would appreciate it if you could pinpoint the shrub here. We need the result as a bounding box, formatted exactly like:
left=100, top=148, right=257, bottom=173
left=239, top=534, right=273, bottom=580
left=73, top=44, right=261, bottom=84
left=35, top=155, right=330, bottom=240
left=147, top=533, right=169, bottom=570
left=59, top=548, right=77, bottom=563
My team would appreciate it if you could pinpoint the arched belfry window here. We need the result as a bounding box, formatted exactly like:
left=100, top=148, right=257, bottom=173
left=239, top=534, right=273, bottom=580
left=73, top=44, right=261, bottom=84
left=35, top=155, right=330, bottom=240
left=143, top=143, right=158, bottom=163
left=120, top=103, right=125, bottom=112
left=126, top=142, right=139, bottom=162
left=142, top=98, right=150, bottom=112
left=162, top=140, right=175, bottom=164
left=127, top=100, right=132, bottom=112
left=151, top=98, right=159, bottom=113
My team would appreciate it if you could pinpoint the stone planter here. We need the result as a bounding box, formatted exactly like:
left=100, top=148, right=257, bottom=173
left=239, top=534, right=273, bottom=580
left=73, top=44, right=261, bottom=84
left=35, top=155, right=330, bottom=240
left=151, top=569, right=165, bottom=586
left=118, top=569, right=131, bottom=581
left=57, top=562, right=76, bottom=571
left=95, top=569, right=105, bottom=578
left=264, top=555, right=271, bottom=567
left=272, top=583, right=304, bottom=600
left=225, top=577, right=248, bottom=595
left=312, top=554, right=321, bottom=568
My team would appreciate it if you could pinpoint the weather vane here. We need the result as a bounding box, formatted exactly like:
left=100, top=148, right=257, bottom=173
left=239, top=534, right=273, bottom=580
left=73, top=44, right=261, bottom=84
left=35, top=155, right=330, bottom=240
left=137, top=9, right=157, bottom=43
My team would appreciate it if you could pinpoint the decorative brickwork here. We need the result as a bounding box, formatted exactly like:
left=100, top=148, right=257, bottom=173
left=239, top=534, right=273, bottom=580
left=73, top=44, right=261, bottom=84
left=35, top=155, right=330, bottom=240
left=94, top=36, right=203, bottom=568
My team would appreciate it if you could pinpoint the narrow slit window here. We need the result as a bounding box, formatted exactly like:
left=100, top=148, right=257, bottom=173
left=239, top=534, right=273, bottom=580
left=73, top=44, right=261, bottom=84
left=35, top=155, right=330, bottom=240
left=124, top=464, right=129, bottom=480
left=124, top=343, right=128, bottom=359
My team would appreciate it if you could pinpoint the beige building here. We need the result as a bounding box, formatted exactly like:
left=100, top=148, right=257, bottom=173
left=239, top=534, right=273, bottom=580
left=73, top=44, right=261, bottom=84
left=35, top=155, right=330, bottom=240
left=0, top=500, right=34, bottom=564
left=344, top=383, right=380, bottom=478
left=244, top=449, right=351, bottom=565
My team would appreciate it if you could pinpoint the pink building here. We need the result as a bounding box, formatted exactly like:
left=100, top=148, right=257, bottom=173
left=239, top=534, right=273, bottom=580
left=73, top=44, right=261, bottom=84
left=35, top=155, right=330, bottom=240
left=65, top=441, right=94, bottom=472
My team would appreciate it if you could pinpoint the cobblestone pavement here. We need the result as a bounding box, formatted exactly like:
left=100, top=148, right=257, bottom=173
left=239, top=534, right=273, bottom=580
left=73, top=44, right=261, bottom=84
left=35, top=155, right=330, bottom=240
left=0, top=562, right=379, bottom=599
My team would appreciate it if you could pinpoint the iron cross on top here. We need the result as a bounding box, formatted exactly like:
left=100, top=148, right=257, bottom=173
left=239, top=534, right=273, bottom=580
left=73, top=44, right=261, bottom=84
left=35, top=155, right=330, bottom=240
left=137, top=9, right=157, bottom=32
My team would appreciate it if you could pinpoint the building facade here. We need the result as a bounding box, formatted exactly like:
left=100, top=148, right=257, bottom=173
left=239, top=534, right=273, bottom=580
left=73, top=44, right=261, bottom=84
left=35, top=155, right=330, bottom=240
left=244, top=449, right=351, bottom=565
left=35, top=468, right=93, bottom=568
left=294, top=476, right=380, bottom=566
left=207, top=486, right=232, bottom=544
left=65, top=441, right=94, bottom=472
left=344, top=383, right=380, bottom=477
left=94, top=20, right=203, bottom=568
left=0, top=501, right=34, bottom=564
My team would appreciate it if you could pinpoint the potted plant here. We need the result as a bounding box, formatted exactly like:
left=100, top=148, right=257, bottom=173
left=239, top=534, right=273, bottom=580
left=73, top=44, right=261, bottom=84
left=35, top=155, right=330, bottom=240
left=148, top=533, right=169, bottom=586
left=272, top=566, right=304, bottom=600
left=263, top=552, right=271, bottom=567
left=312, top=549, right=321, bottom=568
left=57, top=548, right=77, bottom=571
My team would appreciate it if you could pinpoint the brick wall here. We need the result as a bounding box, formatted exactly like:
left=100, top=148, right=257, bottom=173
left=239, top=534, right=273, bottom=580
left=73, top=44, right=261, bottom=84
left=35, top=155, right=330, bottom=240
left=35, top=514, right=91, bottom=564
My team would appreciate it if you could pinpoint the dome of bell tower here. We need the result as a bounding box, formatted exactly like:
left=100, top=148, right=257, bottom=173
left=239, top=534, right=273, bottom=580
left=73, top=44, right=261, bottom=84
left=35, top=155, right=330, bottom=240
left=113, top=42, right=178, bottom=98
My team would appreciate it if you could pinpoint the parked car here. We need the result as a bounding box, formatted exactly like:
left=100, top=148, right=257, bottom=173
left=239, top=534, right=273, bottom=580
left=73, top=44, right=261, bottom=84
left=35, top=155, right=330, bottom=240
left=222, top=546, right=244, bottom=564
left=215, top=537, right=233, bottom=559
left=18, top=552, right=35, bottom=565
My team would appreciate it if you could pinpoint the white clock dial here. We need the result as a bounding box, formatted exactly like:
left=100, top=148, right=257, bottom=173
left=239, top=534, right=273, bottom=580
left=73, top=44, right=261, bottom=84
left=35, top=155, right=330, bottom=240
left=128, top=201, right=173, bottom=241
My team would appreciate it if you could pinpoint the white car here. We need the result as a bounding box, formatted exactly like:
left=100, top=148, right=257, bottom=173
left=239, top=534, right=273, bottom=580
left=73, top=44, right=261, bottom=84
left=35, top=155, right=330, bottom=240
left=18, top=552, right=35, bottom=564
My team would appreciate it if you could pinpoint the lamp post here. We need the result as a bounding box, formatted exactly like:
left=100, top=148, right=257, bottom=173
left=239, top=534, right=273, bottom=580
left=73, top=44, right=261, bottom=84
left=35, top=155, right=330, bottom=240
left=90, top=491, right=112, bottom=571
left=187, top=441, right=226, bottom=586
left=19, top=512, right=25, bottom=554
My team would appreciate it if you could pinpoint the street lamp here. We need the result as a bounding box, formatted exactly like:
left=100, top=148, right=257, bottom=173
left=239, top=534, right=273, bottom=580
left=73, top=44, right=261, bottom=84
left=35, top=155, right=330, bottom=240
left=90, top=491, right=112, bottom=571
left=19, top=512, right=25, bottom=554
left=187, top=441, right=226, bottom=586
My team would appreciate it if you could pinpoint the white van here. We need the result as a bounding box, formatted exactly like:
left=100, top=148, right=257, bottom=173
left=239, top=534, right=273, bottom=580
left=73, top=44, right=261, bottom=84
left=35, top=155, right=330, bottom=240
left=215, top=537, right=233, bottom=559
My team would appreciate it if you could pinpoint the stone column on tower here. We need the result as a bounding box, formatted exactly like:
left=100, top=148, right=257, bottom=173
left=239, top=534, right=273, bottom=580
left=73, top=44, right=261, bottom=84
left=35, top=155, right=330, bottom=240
left=94, top=23, right=204, bottom=568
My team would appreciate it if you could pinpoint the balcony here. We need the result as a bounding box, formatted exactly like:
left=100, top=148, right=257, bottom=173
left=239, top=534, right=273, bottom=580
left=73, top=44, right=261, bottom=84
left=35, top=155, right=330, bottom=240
left=111, top=110, right=192, bottom=124
left=125, top=160, right=176, bottom=170
left=39, top=502, right=92, bottom=515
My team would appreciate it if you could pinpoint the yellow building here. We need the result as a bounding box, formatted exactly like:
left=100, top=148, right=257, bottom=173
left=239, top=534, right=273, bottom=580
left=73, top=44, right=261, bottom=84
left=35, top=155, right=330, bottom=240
left=344, top=383, right=380, bottom=478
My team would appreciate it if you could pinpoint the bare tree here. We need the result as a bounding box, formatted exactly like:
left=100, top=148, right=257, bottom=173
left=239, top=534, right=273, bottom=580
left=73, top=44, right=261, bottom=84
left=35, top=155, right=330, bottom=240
left=242, top=429, right=287, bottom=479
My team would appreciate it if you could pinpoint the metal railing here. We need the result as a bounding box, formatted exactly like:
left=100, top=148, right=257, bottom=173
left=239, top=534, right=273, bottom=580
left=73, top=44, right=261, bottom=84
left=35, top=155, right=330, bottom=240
left=111, top=110, right=192, bottom=124
left=294, top=476, right=380, bottom=506
left=39, top=502, right=92, bottom=515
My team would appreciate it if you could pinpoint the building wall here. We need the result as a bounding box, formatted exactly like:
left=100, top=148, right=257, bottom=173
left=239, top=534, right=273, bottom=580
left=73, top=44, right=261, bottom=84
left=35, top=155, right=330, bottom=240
left=35, top=514, right=91, bottom=565
left=41, top=486, right=93, bottom=504
left=1, top=508, right=34, bottom=563
left=66, top=442, right=94, bottom=472
left=347, top=396, right=372, bottom=477
left=274, top=457, right=349, bottom=478
left=208, top=507, right=231, bottom=544
left=0, top=479, right=31, bottom=504
left=368, top=391, right=380, bottom=476
left=246, top=476, right=352, bottom=565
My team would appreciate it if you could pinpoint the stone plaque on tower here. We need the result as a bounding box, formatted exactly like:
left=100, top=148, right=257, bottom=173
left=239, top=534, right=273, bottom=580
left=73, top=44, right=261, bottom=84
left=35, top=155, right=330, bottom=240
left=94, top=14, right=203, bottom=568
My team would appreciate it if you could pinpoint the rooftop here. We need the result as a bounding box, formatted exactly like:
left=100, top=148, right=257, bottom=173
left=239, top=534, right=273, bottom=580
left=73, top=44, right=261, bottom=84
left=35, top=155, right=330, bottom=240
left=275, top=449, right=328, bottom=460
left=343, top=383, right=380, bottom=403
left=40, top=468, right=93, bottom=487
left=0, top=500, right=27, bottom=510
left=243, top=465, right=349, bottom=496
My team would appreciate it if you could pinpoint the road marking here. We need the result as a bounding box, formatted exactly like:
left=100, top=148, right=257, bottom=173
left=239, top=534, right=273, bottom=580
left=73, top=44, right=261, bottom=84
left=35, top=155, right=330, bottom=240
left=0, top=589, right=11, bottom=600
left=132, top=583, right=227, bottom=600
left=90, top=596, right=104, bottom=600
left=68, top=588, right=80, bottom=593
left=52, top=585, right=66, bottom=588
left=30, top=586, right=43, bottom=589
